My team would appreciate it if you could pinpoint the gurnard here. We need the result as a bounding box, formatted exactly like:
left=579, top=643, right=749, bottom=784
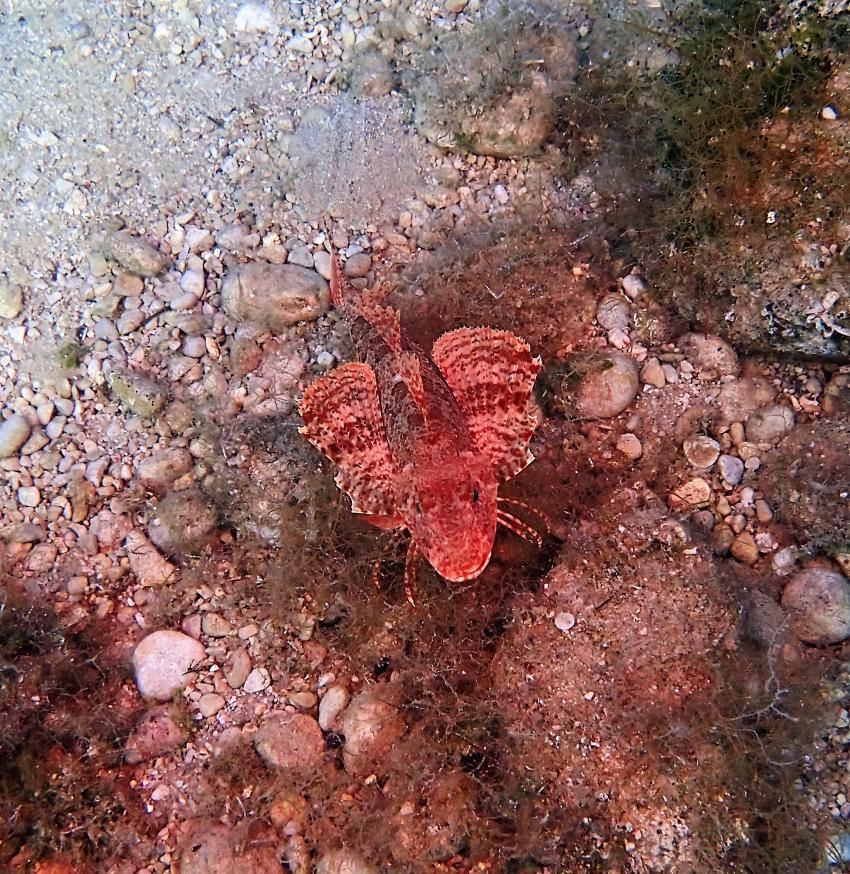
left=299, top=253, right=544, bottom=601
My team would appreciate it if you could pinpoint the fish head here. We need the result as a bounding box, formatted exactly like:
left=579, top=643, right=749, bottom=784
left=402, top=454, right=498, bottom=583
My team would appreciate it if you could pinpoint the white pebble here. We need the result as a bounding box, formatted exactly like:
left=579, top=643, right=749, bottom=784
left=822, top=104, right=839, bottom=121
left=554, top=611, right=576, bottom=632
left=18, top=486, right=42, bottom=507
left=493, top=184, right=509, bottom=204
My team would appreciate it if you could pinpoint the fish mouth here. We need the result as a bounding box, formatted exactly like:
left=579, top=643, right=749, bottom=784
left=437, top=549, right=493, bottom=583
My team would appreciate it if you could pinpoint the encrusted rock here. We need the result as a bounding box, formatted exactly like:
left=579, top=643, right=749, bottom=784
left=823, top=373, right=850, bottom=416
left=315, top=850, right=379, bottom=874
left=108, top=369, right=167, bottom=418
left=125, top=705, right=187, bottom=764
left=669, top=477, right=712, bottom=510
left=148, top=489, right=217, bottom=554
left=341, top=687, right=405, bottom=774
left=125, top=529, right=175, bottom=586
left=220, top=262, right=329, bottom=332
left=137, top=448, right=193, bottom=491
left=596, top=295, right=631, bottom=331
left=730, top=531, right=759, bottom=564
left=174, top=819, right=282, bottom=874
left=745, top=404, right=794, bottom=444
left=318, top=683, right=350, bottom=731
left=347, top=49, right=396, bottom=97
left=576, top=352, right=640, bottom=419
left=133, top=630, right=205, bottom=701
left=683, top=435, right=720, bottom=469
left=716, top=377, right=776, bottom=425
left=253, top=712, right=325, bottom=771
left=103, top=230, right=168, bottom=277
left=224, top=647, right=252, bottom=688
left=781, top=567, right=850, bottom=645
left=677, top=333, right=739, bottom=378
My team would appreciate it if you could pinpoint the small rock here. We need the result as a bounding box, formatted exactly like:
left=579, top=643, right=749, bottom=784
left=25, top=543, right=58, bottom=573
left=781, top=567, right=850, bottom=645
left=0, top=281, right=23, bottom=319
left=182, top=336, right=206, bottom=358
left=224, top=647, right=252, bottom=689
left=313, top=251, right=332, bottom=280
left=0, top=414, right=31, bottom=458
left=754, top=499, right=773, bottom=524
left=318, top=683, right=350, bottom=731
left=199, top=693, right=226, bottom=718
left=137, top=448, right=193, bottom=491
left=823, top=373, right=850, bottom=416
left=745, top=404, right=794, bottom=444
left=234, top=2, right=276, bottom=32
left=822, top=104, right=839, bottom=121
left=8, top=523, right=44, bottom=543
left=254, top=712, right=325, bottom=770
left=287, top=246, right=314, bottom=268
left=446, top=0, right=468, bottom=10
left=104, top=230, right=168, bottom=277
left=344, top=253, right=372, bottom=278
left=717, top=454, right=744, bottom=485
left=710, top=523, right=735, bottom=555
left=677, top=333, right=739, bottom=377
left=181, top=268, right=205, bottom=298
left=114, top=272, right=144, bottom=297
left=596, top=295, right=631, bottom=331
left=577, top=352, right=640, bottom=419
left=616, top=432, right=642, bottom=460
left=683, top=435, right=721, bottom=469
left=315, top=851, right=379, bottom=874
left=174, top=819, right=282, bottom=874
left=108, top=369, right=167, bottom=418
left=243, top=667, right=271, bottom=693
left=125, top=529, right=176, bottom=587
left=341, top=688, right=405, bottom=774
left=201, top=612, right=231, bottom=638
left=731, top=531, right=759, bottom=564
left=669, top=477, right=712, bottom=510
left=744, top=591, right=788, bottom=648
left=554, top=611, right=576, bottom=632
left=717, top=377, right=776, bottom=425
left=639, top=357, right=665, bottom=388
left=621, top=274, right=647, bottom=300
left=125, top=705, right=187, bottom=764
left=17, top=486, right=41, bottom=508
left=290, top=691, right=318, bottom=709
left=133, top=630, right=206, bottom=701
left=268, top=791, right=309, bottom=835
left=148, top=489, right=217, bottom=554
left=220, top=263, right=329, bottom=332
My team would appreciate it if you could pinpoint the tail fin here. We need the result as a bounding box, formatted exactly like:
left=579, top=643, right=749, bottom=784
left=330, top=249, right=357, bottom=309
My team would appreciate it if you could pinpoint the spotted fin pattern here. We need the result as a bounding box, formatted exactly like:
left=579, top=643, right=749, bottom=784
left=398, top=351, right=428, bottom=418
left=298, top=362, right=396, bottom=514
left=432, top=326, right=542, bottom=482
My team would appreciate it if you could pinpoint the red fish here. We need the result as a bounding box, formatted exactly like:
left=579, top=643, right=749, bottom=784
left=299, top=253, right=543, bottom=599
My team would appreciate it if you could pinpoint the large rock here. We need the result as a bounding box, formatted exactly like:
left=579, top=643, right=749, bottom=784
left=254, top=712, right=325, bottom=771
left=781, top=567, right=850, bottom=645
left=341, top=687, right=405, bottom=775
left=576, top=351, right=640, bottom=419
left=404, top=7, right=577, bottom=157
left=221, top=263, right=329, bottom=332
left=133, top=630, right=206, bottom=701
left=148, top=489, right=218, bottom=554
left=174, top=819, right=283, bottom=874
left=125, top=705, right=187, bottom=764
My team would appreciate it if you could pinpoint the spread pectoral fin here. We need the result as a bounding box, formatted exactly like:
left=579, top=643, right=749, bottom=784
left=432, top=327, right=542, bottom=482
left=299, top=362, right=397, bottom=515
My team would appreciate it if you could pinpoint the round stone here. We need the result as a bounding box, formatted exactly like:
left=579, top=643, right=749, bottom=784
left=199, top=693, right=226, bottom=718
left=315, top=851, right=379, bottom=874
left=344, top=253, right=372, bottom=278
left=133, top=630, right=206, bottom=701
left=318, top=683, right=350, bottom=731
left=341, top=688, right=405, bottom=774
left=596, top=295, right=631, bottom=331
left=745, top=404, right=794, bottom=444
left=677, top=333, right=739, bottom=377
left=616, top=432, right=642, bottom=460
left=683, top=435, right=721, bottom=469
left=717, top=454, right=744, bottom=485
left=0, top=414, right=32, bottom=458
left=554, top=611, right=576, bottom=632
left=781, top=568, right=850, bottom=645
left=137, top=448, right=193, bottom=491
left=577, top=352, right=640, bottom=419
left=253, top=712, right=325, bottom=770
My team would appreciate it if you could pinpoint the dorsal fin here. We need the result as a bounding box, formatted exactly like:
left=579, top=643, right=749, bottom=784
left=355, top=292, right=403, bottom=357
left=329, top=251, right=357, bottom=308
left=398, top=351, right=428, bottom=418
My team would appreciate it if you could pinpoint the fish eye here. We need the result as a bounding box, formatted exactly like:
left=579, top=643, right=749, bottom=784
left=471, top=488, right=479, bottom=504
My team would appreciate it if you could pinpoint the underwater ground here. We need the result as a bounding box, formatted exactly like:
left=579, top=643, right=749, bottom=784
left=1, top=0, right=850, bottom=871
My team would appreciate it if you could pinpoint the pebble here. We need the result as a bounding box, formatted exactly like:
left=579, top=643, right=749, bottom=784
left=683, top=435, right=720, bottom=469
left=822, top=104, right=839, bottom=121
left=781, top=568, right=850, bottom=645
left=198, top=693, right=226, bottom=718
left=596, top=295, right=631, bottom=331
left=318, top=683, right=350, bottom=731
left=287, top=246, right=314, bottom=268
left=0, top=282, right=23, bottom=319
left=234, top=2, right=276, bottom=32
left=290, top=691, right=318, bottom=710
left=577, top=352, right=640, bottom=418
left=731, top=531, right=759, bottom=564
left=26, top=544, right=58, bottom=573
left=125, top=705, right=187, bottom=764
left=224, top=646, right=252, bottom=688
left=0, top=414, right=32, bottom=458
left=175, top=820, right=282, bottom=873
left=220, top=263, right=329, bottom=332
left=717, top=454, right=744, bottom=485
left=182, top=335, right=206, bottom=358
left=313, top=251, right=332, bottom=280
left=616, top=432, right=642, bottom=460
left=180, top=268, right=204, bottom=297
left=17, top=486, right=41, bottom=508
left=133, top=630, right=206, bottom=701
left=754, top=499, right=773, bottom=523
left=104, top=230, right=168, bottom=277
left=669, top=477, right=712, bottom=510
left=125, top=529, right=176, bottom=587
left=745, top=404, right=794, bottom=444
left=344, top=253, right=372, bottom=278
left=621, top=273, right=647, bottom=299
left=201, top=612, right=231, bottom=638
left=348, top=50, right=396, bottom=98
left=315, top=851, right=379, bottom=874
left=640, top=358, right=665, bottom=388
left=94, top=318, right=119, bottom=341
left=341, top=688, right=405, bottom=774
left=243, top=667, right=271, bottom=693
left=137, top=448, right=193, bottom=491
left=254, top=712, right=325, bottom=770
left=717, top=377, right=776, bottom=425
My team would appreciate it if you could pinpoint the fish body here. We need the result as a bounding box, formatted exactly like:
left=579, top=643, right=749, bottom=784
left=299, top=254, right=542, bottom=583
